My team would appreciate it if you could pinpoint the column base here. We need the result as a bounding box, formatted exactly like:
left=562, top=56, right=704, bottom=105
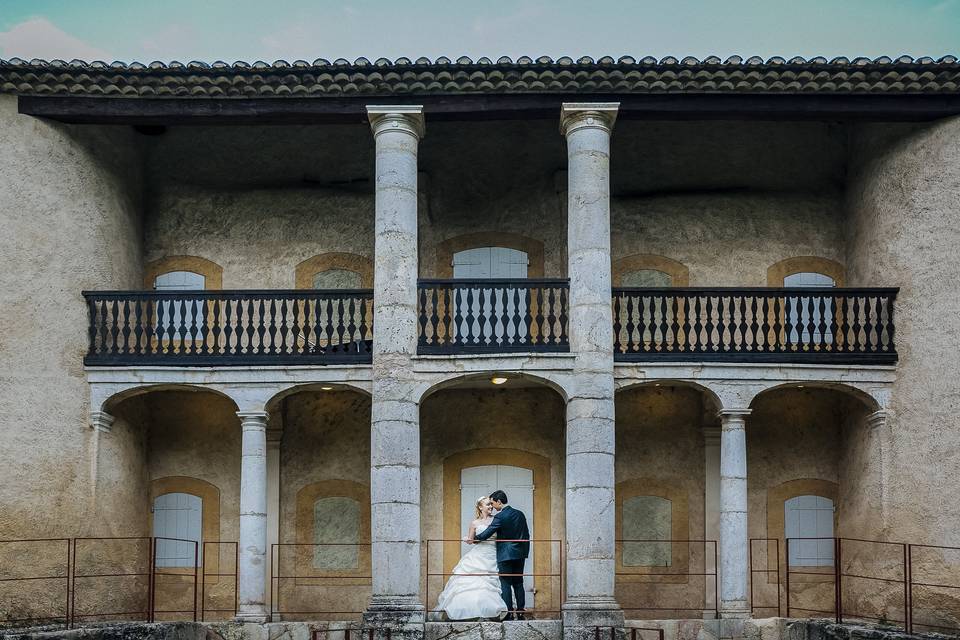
left=234, top=609, right=270, bottom=623
left=562, top=599, right=624, bottom=640
left=364, top=596, right=426, bottom=626
left=719, top=600, right=751, bottom=619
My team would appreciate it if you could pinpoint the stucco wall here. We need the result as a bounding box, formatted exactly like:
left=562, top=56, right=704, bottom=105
left=845, top=117, right=960, bottom=544
left=0, top=94, right=144, bottom=540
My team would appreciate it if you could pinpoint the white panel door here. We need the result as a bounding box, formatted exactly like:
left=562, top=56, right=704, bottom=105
left=460, top=464, right=535, bottom=607
left=785, top=494, right=834, bottom=566
left=154, top=271, right=206, bottom=340
left=784, top=272, right=836, bottom=345
left=153, top=492, right=203, bottom=567
left=452, top=248, right=529, bottom=344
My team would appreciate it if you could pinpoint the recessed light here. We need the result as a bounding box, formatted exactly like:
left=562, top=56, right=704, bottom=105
left=491, top=377, right=508, bottom=385
left=654, top=383, right=661, bottom=387
left=321, top=386, right=334, bottom=391
left=797, top=385, right=805, bottom=389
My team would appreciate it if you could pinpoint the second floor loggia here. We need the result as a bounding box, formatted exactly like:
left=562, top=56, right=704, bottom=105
left=83, top=273, right=898, bottom=367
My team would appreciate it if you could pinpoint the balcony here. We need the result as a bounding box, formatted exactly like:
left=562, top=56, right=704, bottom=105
left=83, top=289, right=374, bottom=366
left=612, top=287, right=899, bottom=365
left=416, top=279, right=570, bottom=354
left=83, top=285, right=898, bottom=367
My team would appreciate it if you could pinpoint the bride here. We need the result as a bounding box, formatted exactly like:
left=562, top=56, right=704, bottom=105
left=434, top=496, right=507, bottom=620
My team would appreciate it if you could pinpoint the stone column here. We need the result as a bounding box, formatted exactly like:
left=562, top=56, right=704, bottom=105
left=718, top=408, right=751, bottom=618
left=265, top=424, right=282, bottom=614
left=560, top=102, right=622, bottom=630
left=365, top=105, right=425, bottom=624
left=703, top=426, right=721, bottom=617
left=236, top=410, right=269, bottom=622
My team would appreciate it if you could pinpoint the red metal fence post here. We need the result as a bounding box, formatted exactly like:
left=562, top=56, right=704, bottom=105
left=835, top=538, right=843, bottom=624
left=785, top=538, right=791, bottom=618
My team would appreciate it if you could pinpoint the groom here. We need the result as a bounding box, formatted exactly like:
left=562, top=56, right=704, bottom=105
left=474, top=490, right=530, bottom=619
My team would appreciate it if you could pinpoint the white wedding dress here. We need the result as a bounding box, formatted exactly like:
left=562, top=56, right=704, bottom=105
left=434, top=523, right=507, bottom=620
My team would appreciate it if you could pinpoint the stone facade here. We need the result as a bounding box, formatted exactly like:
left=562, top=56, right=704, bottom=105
left=1, top=80, right=959, bottom=638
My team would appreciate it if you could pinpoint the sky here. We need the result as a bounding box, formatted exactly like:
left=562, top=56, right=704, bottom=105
left=0, top=0, right=958, bottom=64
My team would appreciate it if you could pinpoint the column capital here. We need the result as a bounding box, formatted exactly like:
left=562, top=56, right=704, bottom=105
left=237, top=411, right=269, bottom=426
left=560, top=102, right=619, bottom=137
left=717, top=408, right=752, bottom=422
left=89, top=411, right=115, bottom=433
left=367, top=105, right=425, bottom=140
left=866, top=409, right=893, bottom=429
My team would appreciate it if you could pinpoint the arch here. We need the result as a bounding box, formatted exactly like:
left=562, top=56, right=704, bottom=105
left=615, top=478, right=690, bottom=581
left=442, top=448, right=553, bottom=607
left=264, top=382, right=373, bottom=414
left=150, top=476, right=221, bottom=574
left=294, top=479, right=371, bottom=583
left=145, top=256, right=224, bottom=290
left=102, top=384, right=239, bottom=414
left=435, top=232, right=546, bottom=278
left=295, top=252, right=374, bottom=289
left=748, top=382, right=881, bottom=413
left=416, top=371, right=569, bottom=405
left=767, top=256, right=845, bottom=287
left=615, top=379, right=723, bottom=414
left=612, top=254, right=690, bottom=287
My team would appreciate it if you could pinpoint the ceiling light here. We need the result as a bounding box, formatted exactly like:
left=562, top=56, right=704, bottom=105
left=491, top=377, right=508, bottom=385
left=797, top=385, right=805, bottom=389
left=321, top=386, right=334, bottom=391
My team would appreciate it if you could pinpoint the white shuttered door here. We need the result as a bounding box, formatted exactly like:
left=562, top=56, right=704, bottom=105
left=153, top=492, right=203, bottom=567
left=154, top=271, right=206, bottom=339
left=460, top=465, right=535, bottom=606
left=785, top=495, right=834, bottom=566
left=452, top=248, right=529, bottom=343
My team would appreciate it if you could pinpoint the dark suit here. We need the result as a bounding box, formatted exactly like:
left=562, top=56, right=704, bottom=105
left=475, top=505, right=530, bottom=613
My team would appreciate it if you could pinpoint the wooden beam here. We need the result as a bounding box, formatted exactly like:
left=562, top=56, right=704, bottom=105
left=19, top=92, right=960, bottom=125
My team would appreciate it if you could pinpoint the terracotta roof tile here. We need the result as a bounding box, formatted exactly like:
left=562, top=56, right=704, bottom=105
left=1, top=55, right=958, bottom=97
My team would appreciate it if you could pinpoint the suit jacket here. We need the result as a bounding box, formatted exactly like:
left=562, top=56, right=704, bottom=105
left=474, top=505, right=530, bottom=562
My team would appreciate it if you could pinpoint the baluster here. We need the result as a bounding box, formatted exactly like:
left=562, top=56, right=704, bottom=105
left=771, top=295, right=782, bottom=352
left=737, top=295, right=747, bottom=353
left=86, top=297, right=99, bottom=357
left=418, top=286, right=429, bottom=347
left=805, top=295, right=816, bottom=353
left=169, top=298, right=182, bottom=355
left=670, top=295, right=681, bottom=352
left=132, top=298, right=144, bottom=356
left=636, top=294, right=647, bottom=353
left=278, top=298, right=290, bottom=355
left=487, top=286, right=500, bottom=347
left=190, top=298, right=202, bottom=355
left=236, top=298, right=248, bottom=355
left=715, top=294, right=727, bottom=353
left=546, top=287, right=557, bottom=346
left=332, top=297, right=344, bottom=352
left=783, top=295, right=795, bottom=352
left=264, top=298, right=276, bottom=355
left=816, top=294, right=828, bottom=352
left=829, top=294, right=841, bottom=353
left=613, top=293, right=622, bottom=355
left=120, top=299, right=131, bottom=355
left=199, top=299, right=211, bottom=355
left=98, top=299, right=111, bottom=356
left=441, top=286, right=451, bottom=347
left=477, top=287, right=487, bottom=347
left=312, top=296, right=324, bottom=355
left=869, top=295, right=881, bottom=353
left=659, top=294, right=670, bottom=352
left=681, top=295, right=693, bottom=352
left=522, top=286, right=533, bottom=347
left=144, top=297, right=156, bottom=356
left=500, top=285, right=510, bottom=346
left=558, top=285, right=569, bottom=346
left=534, top=286, right=545, bottom=346
left=346, top=297, right=358, bottom=353
left=748, top=296, right=760, bottom=353
left=300, top=296, right=312, bottom=356
left=704, top=295, right=715, bottom=353
left=324, top=298, right=335, bottom=353
left=210, top=299, right=222, bottom=356
left=453, top=288, right=464, bottom=346
left=246, top=298, right=258, bottom=356
left=290, top=297, right=301, bottom=356
left=464, top=287, right=476, bottom=347
left=358, top=297, right=370, bottom=354
left=839, top=295, right=850, bottom=352
left=107, top=299, right=120, bottom=355
left=511, top=286, right=523, bottom=348
left=428, top=287, right=439, bottom=347
left=885, top=293, right=896, bottom=354
left=691, top=295, right=701, bottom=352
left=223, top=299, right=234, bottom=356
left=759, top=295, right=770, bottom=352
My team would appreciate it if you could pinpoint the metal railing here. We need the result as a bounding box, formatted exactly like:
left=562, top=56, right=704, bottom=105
left=417, top=279, right=570, bottom=354
left=749, top=538, right=782, bottom=618
left=612, top=287, right=898, bottom=364
left=425, top=538, right=563, bottom=619
left=83, top=289, right=374, bottom=366
left=270, top=543, right=372, bottom=621
left=0, top=537, right=237, bottom=629
left=615, top=539, right=718, bottom=619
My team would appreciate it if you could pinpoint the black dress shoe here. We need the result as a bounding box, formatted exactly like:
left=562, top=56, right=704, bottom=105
left=503, top=613, right=515, bottom=621
left=515, top=611, right=526, bottom=621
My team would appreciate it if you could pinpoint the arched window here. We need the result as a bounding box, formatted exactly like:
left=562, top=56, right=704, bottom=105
left=785, top=495, right=835, bottom=566
left=153, top=492, right=202, bottom=567
left=622, top=495, right=672, bottom=567
left=452, top=247, right=529, bottom=279
left=153, top=271, right=205, bottom=339
left=312, top=269, right=363, bottom=290
left=784, top=271, right=836, bottom=344
left=620, top=269, right=672, bottom=288
left=313, top=496, right=361, bottom=570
